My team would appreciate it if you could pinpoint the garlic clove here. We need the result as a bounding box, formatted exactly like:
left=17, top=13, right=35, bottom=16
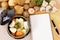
left=42, top=0, right=48, bottom=7
left=49, top=1, right=56, bottom=7
left=34, top=6, right=40, bottom=11
left=46, top=5, right=52, bottom=12
left=52, top=7, right=58, bottom=13
left=28, top=8, right=35, bottom=14
left=40, top=6, right=45, bottom=12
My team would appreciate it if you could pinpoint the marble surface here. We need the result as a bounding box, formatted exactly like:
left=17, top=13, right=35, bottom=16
left=0, top=24, right=32, bottom=40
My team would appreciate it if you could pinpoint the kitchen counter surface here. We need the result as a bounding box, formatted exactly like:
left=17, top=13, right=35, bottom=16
left=0, top=0, right=60, bottom=40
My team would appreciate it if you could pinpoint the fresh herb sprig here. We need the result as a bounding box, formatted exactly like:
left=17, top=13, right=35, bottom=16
left=31, top=0, right=51, bottom=6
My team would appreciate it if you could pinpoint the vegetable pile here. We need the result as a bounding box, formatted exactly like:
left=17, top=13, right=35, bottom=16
left=0, top=0, right=57, bottom=16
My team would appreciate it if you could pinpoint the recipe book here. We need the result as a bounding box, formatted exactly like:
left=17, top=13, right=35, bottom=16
left=30, top=14, right=53, bottom=40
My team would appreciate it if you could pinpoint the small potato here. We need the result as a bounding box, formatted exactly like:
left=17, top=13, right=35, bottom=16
left=8, top=0, right=17, bottom=7
left=23, top=11, right=29, bottom=18
left=1, top=2, right=8, bottom=9
left=14, top=5, right=24, bottom=15
left=25, top=0, right=30, bottom=3
left=29, top=2, right=36, bottom=8
left=16, top=0, right=25, bottom=6
left=0, top=0, right=3, bottom=2
left=0, top=0, right=8, bottom=2
left=23, top=4, right=29, bottom=10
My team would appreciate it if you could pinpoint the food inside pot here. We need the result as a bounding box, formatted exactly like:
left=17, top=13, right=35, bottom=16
left=9, top=17, right=29, bottom=37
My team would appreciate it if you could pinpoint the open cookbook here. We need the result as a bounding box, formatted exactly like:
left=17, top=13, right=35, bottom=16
left=0, top=0, right=60, bottom=40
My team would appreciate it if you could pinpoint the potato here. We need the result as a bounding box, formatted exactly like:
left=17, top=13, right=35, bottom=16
left=0, top=0, right=8, bottom=2
left=23, top=4, right=29, bottom=10
left=25, top=0, right=30, bottom=3
left=0, top=0, right=3, bottom=2
left=8, top=0, right=17, bottom=7
left=1, top=2, right=8, bottom=9
left=23, top=11, right=29, bottom=18
left=14, top=5, right=24, bottom=15
left=16, top=0, right=25, bottom=6
left=29, top=2, right=36, bottom=8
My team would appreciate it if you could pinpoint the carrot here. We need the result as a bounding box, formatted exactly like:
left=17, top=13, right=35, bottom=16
left=16, top=31, right=24, bottom=37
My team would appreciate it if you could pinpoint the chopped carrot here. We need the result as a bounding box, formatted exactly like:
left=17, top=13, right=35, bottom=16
left=16, top=31, right=24, bottom=37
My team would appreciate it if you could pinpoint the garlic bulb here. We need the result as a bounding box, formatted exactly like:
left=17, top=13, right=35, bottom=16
left=42, top=0, right=48, bottom=7
left=28, top=8, right=35, bottom=14
left=52, top=7, right=58, bottom=13
left=46, top=5, right=52, bottom=12
left=10, top=28, right=17, bottom=33
left=49, top=1, right=56, bottom=7
left=40, top=6, right=45, bottom=11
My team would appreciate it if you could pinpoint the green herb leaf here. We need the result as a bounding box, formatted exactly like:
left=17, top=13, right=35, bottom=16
left=31, top=0, right=43, bottom=6
left=37, top=0, right=43, bottom=6
left=45, top=0, right=51, bottom=3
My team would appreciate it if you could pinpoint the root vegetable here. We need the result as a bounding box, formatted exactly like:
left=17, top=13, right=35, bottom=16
left=1, top=2, right=8, bottom=9
left=14, top=5, right=24, bottom=15
left=8, top=0, right=17, bottom=7
left=49, top=1, right=56, bottom=7
left=23, top=4, right=29, bottom=10
left=40, top=6, right=45, bottom=12
left=42, top=0, right=48, bottom=7
left=16, top=0, right=25, bottom=6
left=25, top=0, right=30, bottom=3
left=29, top=2, right=36, bottom=8
left=23, top=11, right=29, bottom=18
left=46, top=5, right=52, bottom=12
left=28, top=8, right=35, bottom=14
left=0, top=0, right=8, bottom=2
left=52, top=7, right=58, bottom=13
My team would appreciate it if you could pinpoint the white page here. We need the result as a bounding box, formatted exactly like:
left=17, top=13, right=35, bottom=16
left=30, top=14, right=53, bottom=40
